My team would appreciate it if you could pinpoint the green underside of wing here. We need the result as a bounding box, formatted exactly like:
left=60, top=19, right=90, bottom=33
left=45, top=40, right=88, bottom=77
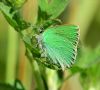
left=41, top=25, right=79, bottom=70
left=43, top=25, right=79, bottom=45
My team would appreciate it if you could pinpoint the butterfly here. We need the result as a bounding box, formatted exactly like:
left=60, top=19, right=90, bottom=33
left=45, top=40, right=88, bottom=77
left=37, top=25, right=79, bottom=70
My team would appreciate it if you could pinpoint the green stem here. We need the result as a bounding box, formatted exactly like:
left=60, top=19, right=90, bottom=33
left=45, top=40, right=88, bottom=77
left=6, top=26, right=19, bottom=85
left=32, top=61, right=45, bottom=90
left=46, top=69, right=58, bottom=90
left=26, top=51, right=45, bottom=90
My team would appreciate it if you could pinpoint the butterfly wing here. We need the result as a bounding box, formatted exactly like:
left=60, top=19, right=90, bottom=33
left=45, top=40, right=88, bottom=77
left=41, top=25, right=79, bottom=70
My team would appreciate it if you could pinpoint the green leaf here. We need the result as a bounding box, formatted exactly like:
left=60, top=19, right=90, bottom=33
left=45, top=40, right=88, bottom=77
left=38, top=0, right=69, bottom=19
left=47, top=0, right=69, bottom=19
left=38, top=0, right=48, bottom=12
left=14, top=79, right=25, bottom=90
left=70, top=66, right=83, bottom=74
left=80, top=61, right=100, bottom=90
left=76, top=45, right=100, bottom=68
left=0, top=2, right=30, bottom=31
left=1, top=0, right=27, bottom=9
left=6, top=0, right=27, bottom=9
left=0, top=2, right=18, bottom=29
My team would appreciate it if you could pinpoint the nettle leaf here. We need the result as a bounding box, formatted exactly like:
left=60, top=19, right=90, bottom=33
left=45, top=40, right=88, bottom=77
left=38, top=0, right=69, bottom=19
left=38, top=25, right=79, bottom=70
left=0, top=2, right=30, bottom=31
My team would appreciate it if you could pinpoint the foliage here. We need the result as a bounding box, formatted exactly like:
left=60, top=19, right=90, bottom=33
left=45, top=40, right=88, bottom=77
left=38, top=0, right=69, bottom=19
left=0, top=0, right=100, bottom=90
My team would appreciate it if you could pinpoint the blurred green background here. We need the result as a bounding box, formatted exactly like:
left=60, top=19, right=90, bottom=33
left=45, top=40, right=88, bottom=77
left=0, top=0, right=100, bottom=90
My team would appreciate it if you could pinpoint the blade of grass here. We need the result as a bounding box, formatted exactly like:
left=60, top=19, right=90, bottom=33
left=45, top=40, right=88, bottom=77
left=6, top=25, right=19, bottom=85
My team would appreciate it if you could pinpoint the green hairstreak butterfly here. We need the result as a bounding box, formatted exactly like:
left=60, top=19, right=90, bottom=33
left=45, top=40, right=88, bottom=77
left=37, top=25, right=79, bottom=70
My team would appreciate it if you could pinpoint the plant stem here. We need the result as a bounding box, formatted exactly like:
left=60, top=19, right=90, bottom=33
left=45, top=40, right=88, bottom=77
left=6, top=25, right=19, bottom=85
left=26, top=51, right=45, bottom=90
left=46, top=69, right=58, bottom=90
left=32, top=61, right=45, bottom=90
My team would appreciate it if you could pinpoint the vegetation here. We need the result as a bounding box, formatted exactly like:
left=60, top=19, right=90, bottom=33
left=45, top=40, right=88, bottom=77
left=0, top=0, right=100, bottom=90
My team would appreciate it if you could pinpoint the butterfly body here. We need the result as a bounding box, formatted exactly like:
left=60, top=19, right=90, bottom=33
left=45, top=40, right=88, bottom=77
left=38, top=25, right=79, bottom=70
